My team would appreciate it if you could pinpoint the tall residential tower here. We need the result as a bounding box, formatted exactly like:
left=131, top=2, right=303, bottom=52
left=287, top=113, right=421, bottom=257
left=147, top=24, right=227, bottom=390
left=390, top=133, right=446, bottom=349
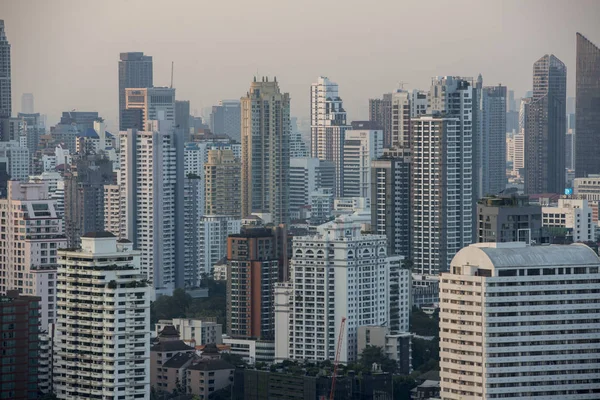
left=118, top=52, right=153, bottom=130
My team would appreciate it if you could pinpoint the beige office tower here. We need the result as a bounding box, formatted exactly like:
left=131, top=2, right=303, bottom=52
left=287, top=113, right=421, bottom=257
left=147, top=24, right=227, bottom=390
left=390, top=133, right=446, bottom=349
left=204, top=149, right=241, bottom=217
left=241, top=77, right=290, bottom=225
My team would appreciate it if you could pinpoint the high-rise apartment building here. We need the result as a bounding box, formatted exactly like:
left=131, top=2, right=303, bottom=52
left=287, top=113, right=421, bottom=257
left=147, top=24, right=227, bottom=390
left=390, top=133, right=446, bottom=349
left=480, top=85, right=507, bottom=196
left=275, top=216, right=409, bottom=363
left=204, top=148, right=241, bottom=217
left=54, top=233, right=151, bottom=400
left=342, top=122, right=384, bottom=199
left=440, top=242, right=600, bottom=399
left=389, top=89, right=428, bottom=149
left=575, top=33, right=600, bottom=178
left=0, top=181, right=66, bottom=331
left=118, top=52, right=153, bottom=130
left=226, top=219, right=288, bottom=340
left=371, top=148, right=411, bottom=257
left=0, top=291, right=40, bottom=400
left=120, top=121, right=185, bottom=291
left=368, top=93, right=392, bottom=147
left=241, top=78, right=290, bottom=225
left=411, top=115, right=472, bottom=275
left=476, top=194, right=544, bottom=243
left=210, top=100, right=241, bottom=141
left=311, top=77, right=350, bottom=196
left=125, top=87, right=175, bottom=128
left=524, top=55, right=567, bottom=194
left=64, top=155, right=113, bottom=247
left=59, top=111, right=99, bottom=132
left=289, top=157, right=335, bottom=219
left=0, top=20, right=11, bottom=142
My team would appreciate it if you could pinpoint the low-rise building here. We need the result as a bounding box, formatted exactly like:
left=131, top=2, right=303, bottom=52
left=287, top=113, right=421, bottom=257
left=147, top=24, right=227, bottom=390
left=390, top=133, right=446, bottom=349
left=357, top=326, right=412, bottom=375
left=542, top=198, right=595, bottom=242
left=155, top=318, right=223, bottom=346
left=151, top=326, right=196, bottom=393
left=187, top=359, right=235, bottom=398
left=223, top=337, right=275, bottom=365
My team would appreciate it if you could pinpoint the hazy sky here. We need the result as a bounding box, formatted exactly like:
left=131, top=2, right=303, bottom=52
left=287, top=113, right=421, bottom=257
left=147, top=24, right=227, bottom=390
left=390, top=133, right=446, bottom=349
left=3, top=0, right=600, bottom=131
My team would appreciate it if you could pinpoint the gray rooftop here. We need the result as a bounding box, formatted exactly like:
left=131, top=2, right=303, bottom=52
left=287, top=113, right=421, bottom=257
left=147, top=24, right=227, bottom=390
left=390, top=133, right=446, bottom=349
left=464, top=243, right=600, bottom=268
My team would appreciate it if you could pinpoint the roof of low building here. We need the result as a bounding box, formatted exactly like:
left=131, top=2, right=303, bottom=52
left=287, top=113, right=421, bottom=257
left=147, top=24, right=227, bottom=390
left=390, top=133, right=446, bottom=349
left=81, top=231, right=116, bottom=238
left=150, top=340, right=195, bottom=353
left=162, top=352, right=198, bottom=369
left=187, top=359, right=234, bottom=372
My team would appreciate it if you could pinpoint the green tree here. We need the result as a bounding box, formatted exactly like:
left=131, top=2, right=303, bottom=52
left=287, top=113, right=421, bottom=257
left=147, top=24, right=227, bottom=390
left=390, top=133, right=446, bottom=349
left=358, top=345, right=397, bottom=373
left=411, top=337, right=439, bottom=372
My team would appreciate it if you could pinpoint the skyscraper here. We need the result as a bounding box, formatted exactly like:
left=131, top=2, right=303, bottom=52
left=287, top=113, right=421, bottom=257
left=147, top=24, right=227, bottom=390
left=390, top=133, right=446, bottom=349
left=411, top=116, right=471, bottom=275
left=480, top=85, right=507, bottom=196
left=524, top=54, right=567, bottom=194
left=575, top=33, right=600, bottom=178
left=54, top=233, right=151, bottom=400
left=118, top=52, right=153, bottom=130
left=342, top=122, right=384, bottom=199
left=0, top=20, right=11, bottom=142
left=371, top=148, right=411, bottom=258
left=120, top=120, right=185, bottom=291
left=311, top=77, right=350, bottom=196
left=241, top=77, right=290, bottom=225
left=368, top=93, right=392, bottom=147
left=175, top=100, right=191, bottom=140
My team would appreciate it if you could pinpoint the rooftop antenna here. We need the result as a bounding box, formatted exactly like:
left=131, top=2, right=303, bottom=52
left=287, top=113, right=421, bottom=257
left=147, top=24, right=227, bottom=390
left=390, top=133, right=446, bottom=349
left=170, top=61, right=174, bottom=89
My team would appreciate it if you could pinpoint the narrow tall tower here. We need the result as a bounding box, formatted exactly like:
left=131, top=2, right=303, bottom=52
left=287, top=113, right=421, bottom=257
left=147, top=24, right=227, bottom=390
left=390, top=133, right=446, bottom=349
left=524, top=54, right=567, bottom=194
left=0, top=20, right=12, bottom=141
left=575, top=33, right=600, bottom=178
left=241, top=77, right=290, bottom=225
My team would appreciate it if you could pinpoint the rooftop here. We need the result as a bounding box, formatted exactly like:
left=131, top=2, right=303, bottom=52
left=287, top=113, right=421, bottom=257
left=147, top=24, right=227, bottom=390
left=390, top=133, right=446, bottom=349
left=81, top=231, right=116, bottom=238
left=162, top=352, right=198, bottom=369
left=188, top=359, right=234, bottom=372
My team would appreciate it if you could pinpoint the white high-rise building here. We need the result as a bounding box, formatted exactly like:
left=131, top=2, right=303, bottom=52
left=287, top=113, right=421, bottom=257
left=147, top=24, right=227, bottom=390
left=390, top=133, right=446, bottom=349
left=54, top=232, right=151, bottom=400
left=198, top=215, right=241, bottom=278
left=310, top=76, right=350, bottom=196
left=0, top=181, right=66, bottom=331
left=440, top=242, right=600, bottom=399
left=542, top=198, right=595, bottom=242
left=342, top=125, right=384, bottom=199
left=411, top=115, right=472, bottom=275
left=275, top=216, right=409, bottom=363
left=125, top=87, right=175, bottom=127
left=512, top=132, right=525, bottom=175
left=120, top=120, right=184, bottom=291
left=104, top=184, right=121, bottom=237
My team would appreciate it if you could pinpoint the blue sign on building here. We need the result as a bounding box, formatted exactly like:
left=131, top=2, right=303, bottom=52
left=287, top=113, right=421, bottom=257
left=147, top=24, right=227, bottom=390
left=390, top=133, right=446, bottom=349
left=565, top=188, right=573, bottom=195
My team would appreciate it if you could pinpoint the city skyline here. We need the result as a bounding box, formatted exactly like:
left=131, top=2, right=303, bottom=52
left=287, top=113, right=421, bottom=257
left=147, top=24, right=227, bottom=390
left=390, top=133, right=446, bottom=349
left=3, top=0, right=600, bottom=130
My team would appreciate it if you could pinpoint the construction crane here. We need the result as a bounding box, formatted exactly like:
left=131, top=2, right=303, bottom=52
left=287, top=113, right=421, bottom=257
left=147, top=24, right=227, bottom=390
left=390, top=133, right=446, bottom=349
left=329, top=316, right=347, bottom=400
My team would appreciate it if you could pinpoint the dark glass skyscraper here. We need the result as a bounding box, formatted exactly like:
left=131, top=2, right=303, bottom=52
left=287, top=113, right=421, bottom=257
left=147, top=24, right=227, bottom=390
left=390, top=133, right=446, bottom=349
left=524, top=54, right=566, bottom=194
left=575, top=33, right=600, bottom=178
left=0, top=20, right=11, bottom=141
left=118, top=52, right=153, bottom=130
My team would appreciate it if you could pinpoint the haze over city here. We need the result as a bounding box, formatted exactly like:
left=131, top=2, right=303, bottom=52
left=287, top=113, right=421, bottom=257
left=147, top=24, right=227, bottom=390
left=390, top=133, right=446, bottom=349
left=4, top=0, right=600, bottom=129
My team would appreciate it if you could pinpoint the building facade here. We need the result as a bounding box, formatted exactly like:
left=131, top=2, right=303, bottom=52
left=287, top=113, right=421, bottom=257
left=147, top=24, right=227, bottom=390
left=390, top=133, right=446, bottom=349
left=480, top=85, right=507, bottom=196
left=210, top=100, right=241, bottom=141
left=275, top=216, right=408, bottom=363
left=542, top=198, right=595, bottom=243
left=119, top=121, right=185, bottom=291
left=440, top=242, right=600, bottom=399
left=371, top=148, right=411, bottom=258
left=575, top=33, right=600, bottom=178
left=289, top=157, right=335, bottom=220
left=199, top=215, right=241, bottom=278
left=524, top=54, right=567, bottom=194
left=0, top=20, right=11, bottom=142
left=311, top=77, right=350, bottom=196
left=125, top=87, right=175, bottom=128
left=204, top=148, right=241, bottom=217
left=54, top=233, right=151, bottom=400
left=0, top=181, right=66, bottom=331
left=118, top=52, right=153, bottom=130
left=241, top=78, right=290, bottom=225
left=411, top=115, right=472, bottom=275
left=342, top=123, right=384, bottom=199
